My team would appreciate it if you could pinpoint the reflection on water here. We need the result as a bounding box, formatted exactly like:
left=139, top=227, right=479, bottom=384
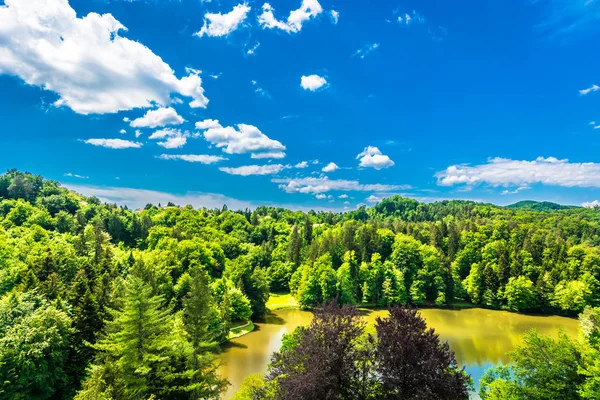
left=218, top=308, right=579, bottom=399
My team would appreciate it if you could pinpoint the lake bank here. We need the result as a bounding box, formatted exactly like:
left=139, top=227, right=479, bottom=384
left=217, top=306, right=579, bottom=399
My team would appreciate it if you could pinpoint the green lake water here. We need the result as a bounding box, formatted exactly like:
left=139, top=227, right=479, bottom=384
left=218, top=307, right=579, bottom=399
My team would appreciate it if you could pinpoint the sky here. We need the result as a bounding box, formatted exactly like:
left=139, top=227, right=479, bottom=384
left=1, top=0, right=600, bottom=211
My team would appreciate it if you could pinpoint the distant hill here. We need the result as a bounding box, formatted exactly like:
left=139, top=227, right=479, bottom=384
left=506, top=200, right=578, bottom=212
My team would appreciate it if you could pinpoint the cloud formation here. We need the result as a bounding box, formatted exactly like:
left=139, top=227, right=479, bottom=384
left=0, top=0, right=208, bottom=114
left=130, top=107, right=185, bottom=128
left=322, top=162, right=339, bottom=172
left=82, top=138, right=142, bottom=149
left=159, top=154, right=227, bottom=164
left=196, top=120, right=286, bottom=157
left=353, top=43, right=380, bottom=59
left=273, top=176, right=407, bottom=194
left=580, top=84, right=600, bottom=96
left=195, top=3, right=251, bottom=37
left=301, top=74, right=327, bottom=91
left=258, top=0, right=323, bottom=33
left=220, top=164, right=286, bottom=176
left=357, top=146, right=395, bottom=170
left=437, top=156, right=600, bottom=189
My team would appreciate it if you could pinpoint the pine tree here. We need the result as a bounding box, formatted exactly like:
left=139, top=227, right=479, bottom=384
left=287, top=225, right=302, bottom=268
left=303, top=214, right=313, bottom=245
left=92, top=276, right=175, bottom=398
left=182, top=265, right=228, bottom=399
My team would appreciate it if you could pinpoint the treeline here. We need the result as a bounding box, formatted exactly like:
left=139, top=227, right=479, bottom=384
left=1, top=169, right=600, bottom=398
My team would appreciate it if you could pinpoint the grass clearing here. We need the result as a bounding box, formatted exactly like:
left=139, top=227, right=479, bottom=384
left=267, top=293, right=298, bottom=310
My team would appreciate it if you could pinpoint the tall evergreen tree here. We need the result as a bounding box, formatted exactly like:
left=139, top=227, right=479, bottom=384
left=182, top=264, right=228, bottom=399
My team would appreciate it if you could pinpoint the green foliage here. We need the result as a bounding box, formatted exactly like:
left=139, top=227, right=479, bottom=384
left=3, top=171, right=600, bottom=398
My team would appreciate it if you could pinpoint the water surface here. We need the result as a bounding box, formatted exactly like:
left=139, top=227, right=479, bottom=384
left=218, top=307, right=579, bottom=399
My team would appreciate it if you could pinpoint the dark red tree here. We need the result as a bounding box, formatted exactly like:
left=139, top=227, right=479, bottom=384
left=374, top=306, right=470, bottom=399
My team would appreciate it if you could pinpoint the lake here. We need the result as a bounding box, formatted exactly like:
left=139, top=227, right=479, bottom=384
left=218, top=307, right=579, bottom=399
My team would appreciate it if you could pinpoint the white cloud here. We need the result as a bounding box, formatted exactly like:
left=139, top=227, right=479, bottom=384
left=251, top=152, right=286, bottom=159
left=301, top=74, right=327, bottom=91
left=330, top=10, right=339, bottom=24
left=590, top=121, right=596, bottom=125
left=149, top=128, right=188, bottom=149
left=64, top=173, right=89, bottom=179
left=312, top=159, right=320, bottom=165
left=595, top=125, right=600, bottom=130
left=258, top=0, right=323, bottom=33
left=0, top=0, right=208, bottom=114
left=316, top=194, right=327, bottom=199
left=64, top=183, right=342, bottom=212
left=247, top=42, right=260, bottom=55
left=64, top=183, right=257, bottom=210
left=82, top=138, right=142, bottom=149
left=322, top=162, right=339, bottom=172
left=500, top=186, right=530, bottom=195
left=397, top=10, right=424, bottom=26
left=158, top=135, right=187, bottom=149
left=338, top=194, right=348, bottom=199
left=580, top=84, right=600, bottom=95
left=353, top=43, right=380, bottom=59
left=130, top=107, right=185, bottom=128
left=357, top=146, right=395, bottom=170
left=135, top=130, right=142, bottom=138
left=123, top=117, right=130, bottom=122
left=158, top=154, right=226, bottom=164
left=197, top=120, right=286, bottom=157
left=195, top=119, right=222, bottom=130
left=219, top=164, right=286, bottom=176
left=437, top=156, right=600, bottom=189
left=119, top=129, right=126, bottom=134
left=295, top=161, right=309, bottom=168
left=195, top=3, right=251, bottom=37
left=366, top=194, right=381, bottom=203
left=583, top=200, right=600, bottom=208
left=273, top=176, right=408, bottom=194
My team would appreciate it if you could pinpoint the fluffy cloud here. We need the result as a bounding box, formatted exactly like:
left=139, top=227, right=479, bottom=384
left=436, top=156, right=600, bottom=188
left=315, top=194, right=327, bottom=199
left=0, top=0, right=208, bottom=114
left=295, top=161, right=309, bottom=168
left=330, top=10, right=339, bottom=24
left=338, top=194, right=348, bottom=199
left=64, top=173, right=89, bottom=179
left=247, top=42, right=260, bottom=55
left=64, top=184, right=257, bottom=211
left=258, top=0, right=323, bottom=33
left=301, top=75, right=327, bottom=91
left=580, top=84, right=599, bottom=95
left=357, top=146, right=395, bottom=170
left=130, top=107, right=185, bottom=128
left=219, top=164, right=286, bottom=176
left=353, top=43, right=380, bottom=59
left=195, top=3, right=251, bottom=37
left=322, top=162, right=339, bottom=172
left=158, top=154, right=226, bottom=164
left=366, top=194, right=381, bottom=203
left=273, top=176, right=407, bottom=194
left=82, top=138, right=142, bottom=149
left=583, top=200, right=600, bottom=208
left=195, top=119, right=222, bottom=130
left=251, top=152, right=286, bottom=159
left=119, top=129, right=126, bottom=134
left=196, top=119, right=286, bottom=157
left=149, top=128, right=188, bottom=149
left=397, top=10, right=424, bottom=25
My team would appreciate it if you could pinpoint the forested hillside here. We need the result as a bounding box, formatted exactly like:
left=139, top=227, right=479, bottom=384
left=1, top=169, right=600, bottom=398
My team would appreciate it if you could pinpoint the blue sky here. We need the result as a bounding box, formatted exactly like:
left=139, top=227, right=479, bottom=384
left=1, top=0, right=600, bottom=210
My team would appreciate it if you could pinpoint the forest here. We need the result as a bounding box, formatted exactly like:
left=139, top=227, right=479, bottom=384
left=1, top=169, right=600, bottom=399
